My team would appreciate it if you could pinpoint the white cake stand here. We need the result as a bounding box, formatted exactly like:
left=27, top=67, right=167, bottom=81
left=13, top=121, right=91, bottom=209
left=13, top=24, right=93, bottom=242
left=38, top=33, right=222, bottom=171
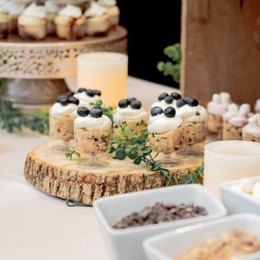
left=0, top=26, right=128, bottom=105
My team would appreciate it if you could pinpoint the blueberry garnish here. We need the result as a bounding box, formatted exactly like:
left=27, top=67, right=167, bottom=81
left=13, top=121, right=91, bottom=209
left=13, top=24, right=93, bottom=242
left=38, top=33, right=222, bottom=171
left=59, top=97, right=69, bottom=106
left=57, top=95, right=67, bottom=103
left=118, top=99, right=129, bottom=108
left=151, top=106, right=163, bottom=116
left=86, top=89, right=95, bottom=97
left=171, top=92, right=182, bottom=100
left=184, top=97, right=199, bottom=107
left=158, top=93, right=169, bottom=101
left=130, top=100, right=142, bottom=109
left=68, top=96, right=79, bottom=105
left=77, top=107, right=89, bottom=117
left=164, top=107, right=176, bottom=118
left=165, top=96, right=173, bottom=104
left=93, top=90, right=101, bottom=96
left=127, top=97, right=136, bottom=103
left=176, top=99, right=187, bottom=108
left=90, top=106, right=103, bottom=118
left=77, top=88, right=86, bottom=93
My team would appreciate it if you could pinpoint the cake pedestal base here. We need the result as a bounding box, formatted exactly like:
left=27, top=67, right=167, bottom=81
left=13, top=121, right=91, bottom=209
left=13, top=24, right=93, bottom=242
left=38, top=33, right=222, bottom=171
left=24, top=140, right=204, bottom=205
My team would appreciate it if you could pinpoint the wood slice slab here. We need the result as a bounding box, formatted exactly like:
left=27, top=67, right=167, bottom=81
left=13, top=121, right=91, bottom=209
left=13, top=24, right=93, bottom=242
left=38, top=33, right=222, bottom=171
left=24, top=140, right=204, bottom=205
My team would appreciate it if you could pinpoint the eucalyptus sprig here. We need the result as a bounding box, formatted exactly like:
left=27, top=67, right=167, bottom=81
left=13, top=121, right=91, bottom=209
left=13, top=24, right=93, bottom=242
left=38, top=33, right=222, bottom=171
left=110, top=125, right=175, bottom=186
left=65, top=147, right=81, bottom=160
left=182, top=162, right=204, bottom=184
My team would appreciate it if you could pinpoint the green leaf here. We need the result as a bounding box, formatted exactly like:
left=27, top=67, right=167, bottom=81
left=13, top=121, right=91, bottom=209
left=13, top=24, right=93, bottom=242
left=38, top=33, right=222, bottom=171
left=125, top=128, right=132, bottom=137
left=145, top=160, right=151, bottom=171
left=182, top=174, right=193, bottom=185
left=69, top=147, right=75, bottom=151
left=133, top=157, right=142, bottom=165
left=151, top=161, right=163, bottom=171
left=109, top=146, right=116, bottom=154
left=116, top=148, right=126, bottom=160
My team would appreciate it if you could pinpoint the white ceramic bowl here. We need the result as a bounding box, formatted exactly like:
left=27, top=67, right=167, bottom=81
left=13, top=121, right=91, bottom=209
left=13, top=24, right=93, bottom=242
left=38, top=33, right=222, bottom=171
left=143, top=213, right=260, bottom=260
left=93, top=184, right=227, bottom=260
left=220, top=176, right=260, bottom=215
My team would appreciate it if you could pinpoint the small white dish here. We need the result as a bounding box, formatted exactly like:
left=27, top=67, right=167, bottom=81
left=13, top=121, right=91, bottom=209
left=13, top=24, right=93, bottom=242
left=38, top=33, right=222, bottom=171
left=220, top=176, right=260, bottom=215
left=143, top=213, right=260, bottom=260
left=93, top=184, right=227, bottom=260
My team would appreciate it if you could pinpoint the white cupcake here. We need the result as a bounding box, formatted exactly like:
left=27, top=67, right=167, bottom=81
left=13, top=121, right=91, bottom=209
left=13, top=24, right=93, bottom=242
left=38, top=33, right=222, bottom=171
left=98, top=0, right=119, bottom=28
left=44, top=1, right=61, bottom=35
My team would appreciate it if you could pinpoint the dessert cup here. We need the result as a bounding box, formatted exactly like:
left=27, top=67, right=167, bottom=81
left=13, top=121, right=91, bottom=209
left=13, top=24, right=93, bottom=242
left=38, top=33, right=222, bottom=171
left=242, top=114, right=260, bottom=143
left=0, top=12, right=8, bottom=39
left=207, top=112, right=223, bottom=138
left=46, top=12, right=56, bottom=35
left=85, top=14, right=110, bottom=36
left=105, top=6, right=119, bottom=28
left=55, top=15, right=86, bottom=40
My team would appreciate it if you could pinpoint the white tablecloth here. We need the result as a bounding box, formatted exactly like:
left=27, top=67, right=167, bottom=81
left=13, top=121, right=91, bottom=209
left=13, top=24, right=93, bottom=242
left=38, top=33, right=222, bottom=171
left=0, top=77, right=177, bottom=260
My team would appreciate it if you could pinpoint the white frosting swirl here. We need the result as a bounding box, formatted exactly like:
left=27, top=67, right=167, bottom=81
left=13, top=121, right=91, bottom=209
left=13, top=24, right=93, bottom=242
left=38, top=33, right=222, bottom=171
left=23, top=3, right=46, bottom=19
left=2, top=1, right=25, bottom=15
left=151, top=99, right=176, bottom=110
left=84, top=1, right=106, bottom=17
left=176, top=104, right=207, bottom=122
left=148, top=114, right=182, bottom=133
left=45, top=1, right=60, bottom=13
left=58, top=4, right=82, bottom=19
left=73, top=92, right=106, bottom=108
left=255, top=99, right=260, bottom=112
left=50, top=103, right=78, bottom=118
left=98, top=0, right=116, bottom=7
left=243, top=114, right=260, bottom=138
left=74, top=115, right=111, bottom=130
left=222, top=103, right=239, bottom=121
left=113, top=105, right=147, bottom=121
left=207, top=93, right=233, bottom=116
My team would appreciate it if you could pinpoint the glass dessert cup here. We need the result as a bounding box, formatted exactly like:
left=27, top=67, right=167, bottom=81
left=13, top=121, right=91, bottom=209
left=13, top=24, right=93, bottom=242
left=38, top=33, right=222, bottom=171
left=49, top=113, right=75, bottom=154
left=148, top=127, right=184, bottom=167
left=176, top=121, right=206, bottom=158
left=74, top=126, right=111, bottom=169
left=207, top=112, right=223, bottom=140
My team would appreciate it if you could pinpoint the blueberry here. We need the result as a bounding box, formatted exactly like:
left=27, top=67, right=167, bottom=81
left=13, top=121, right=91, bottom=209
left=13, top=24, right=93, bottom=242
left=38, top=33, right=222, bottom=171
left=77, top=107, right=89, bottom=117
left=77, top=88, right=86, bottom=93
left=171, top=92, right=182, bottom=100
left=93, top=90, right=101, bottom=96
left=127, top=97, right=136, bottom=103
left=86, top=89, right=95, bottom=97
left=184, top=97, right=199, bottom=107
left=68, top=96, right=79, bottom=105
left=118, top=99, right=129, bottom=108
left=59, top=97, right=69, bottom=106
left=165, top=96, right=174, bottom=104
left=90, top=106, right=103, bottom=118
left=151, top=106, right=163, bottom=116
left=164, top=107, right=176, bottom=118
left=176, top=99, right=187, bottom=108
left=57, top=95, right=67, bottom=103
left=158, top=93, right=169, bottom=101
left=130, top=100, right=142, bottom=109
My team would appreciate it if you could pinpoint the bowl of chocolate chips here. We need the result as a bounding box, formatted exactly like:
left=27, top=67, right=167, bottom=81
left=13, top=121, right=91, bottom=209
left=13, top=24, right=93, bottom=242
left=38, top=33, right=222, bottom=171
left=93, top=184, right=227, bottom=260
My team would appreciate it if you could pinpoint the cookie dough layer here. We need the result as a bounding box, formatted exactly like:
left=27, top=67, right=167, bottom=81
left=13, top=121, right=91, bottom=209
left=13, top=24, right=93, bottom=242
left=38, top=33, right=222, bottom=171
left=223, top=122, right=242, bottom=140
left=113, top=117, right=148, bottom=140
left=74, top=127, right=111, bottom=156
left=149, top=127, right=184, bottom=154
left=243, top=133, right=260, bottom=143
left=184, top=121, right=206, bottom=144
left=85, top=14, right=110, bottom=36
left=207, top=112, right=222, bottom=133
left=50, top=114, right=75, bottom=142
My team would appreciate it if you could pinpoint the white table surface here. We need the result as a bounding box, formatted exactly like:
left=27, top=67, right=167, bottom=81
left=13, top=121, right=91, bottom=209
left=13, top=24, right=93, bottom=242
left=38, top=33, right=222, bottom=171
left=0, top=77, right=178, bottom=260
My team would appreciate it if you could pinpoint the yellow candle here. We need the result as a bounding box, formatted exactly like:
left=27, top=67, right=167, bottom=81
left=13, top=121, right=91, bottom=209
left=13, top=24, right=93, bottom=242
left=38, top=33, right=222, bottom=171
left=77, top=52, right=128, bottom=106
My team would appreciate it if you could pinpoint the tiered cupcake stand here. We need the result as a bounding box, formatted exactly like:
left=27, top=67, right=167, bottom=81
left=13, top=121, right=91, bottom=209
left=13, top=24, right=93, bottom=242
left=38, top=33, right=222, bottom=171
left=0, top=26, right=128, bottom=105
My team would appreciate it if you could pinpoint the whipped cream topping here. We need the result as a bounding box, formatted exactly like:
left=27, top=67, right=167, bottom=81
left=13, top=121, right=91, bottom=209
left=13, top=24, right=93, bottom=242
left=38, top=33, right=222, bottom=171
left=45, top=1, right=60, bottom=13
left=98, top=0, right=116, bottom=7
left=228, top=104, right=251, bottom=127
left=85, top=1, right=106, bottom=17
left=51, top=102, right=78, bottom=118
left=74, top=114, right=111, bottom=130
left=151, top=99, right=176, bottom=110
left=73, top=92, right=105, bottom=108
left=176, top=104, right=207, bottom=122
left=207, top=92, right=233, bottom=116
left=113, top=105, right=147, bottom=121
left=222, top=103, right=239, bottom=121
left=58, top=4, right=82, bottom=19
left=148, top=113, right=182, bottom=134
left=255, top=99, right=260, bottom=112
left=23, top=3, right=46, bottom=19
left=242, top=114, right=260, bottom=138
left=2, top=1, right=25, bottom=15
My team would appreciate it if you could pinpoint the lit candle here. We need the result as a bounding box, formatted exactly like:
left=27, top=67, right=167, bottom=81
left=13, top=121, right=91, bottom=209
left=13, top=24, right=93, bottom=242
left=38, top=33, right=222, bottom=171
left=77, top=52, right=128, bottom=106
left=204, top=140, right=260, bottom=199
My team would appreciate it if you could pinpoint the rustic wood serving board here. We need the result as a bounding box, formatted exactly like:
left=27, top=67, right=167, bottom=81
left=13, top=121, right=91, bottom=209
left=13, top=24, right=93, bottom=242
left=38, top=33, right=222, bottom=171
left=24, top=140, right=204, bottom=205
